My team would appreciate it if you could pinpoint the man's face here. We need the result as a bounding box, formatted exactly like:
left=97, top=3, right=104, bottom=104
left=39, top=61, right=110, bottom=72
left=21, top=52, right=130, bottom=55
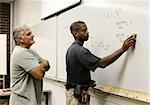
left=20, top=28, right=35, bottom=47
left=75, top=23, right=89, bottom=41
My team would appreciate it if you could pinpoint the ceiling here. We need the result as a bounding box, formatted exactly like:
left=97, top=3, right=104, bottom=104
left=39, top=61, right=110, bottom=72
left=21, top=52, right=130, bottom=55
left=0, top=0, right=15, bottom=3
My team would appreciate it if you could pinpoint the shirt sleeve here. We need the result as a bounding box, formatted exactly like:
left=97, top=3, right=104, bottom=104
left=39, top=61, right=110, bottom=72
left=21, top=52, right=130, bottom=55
left=17, top=50, right=39, bottom=72
left=77, top=48, right=101, bottom=72
left=30, top=49, right=44, bottom=63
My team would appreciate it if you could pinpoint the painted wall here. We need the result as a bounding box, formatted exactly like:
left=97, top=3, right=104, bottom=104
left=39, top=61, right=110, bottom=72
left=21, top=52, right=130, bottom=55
left=148, top=0, right=150, bottom=94
left=13, top=0, right=42, bottom=26
left=13, top=0, right=80, bottom=26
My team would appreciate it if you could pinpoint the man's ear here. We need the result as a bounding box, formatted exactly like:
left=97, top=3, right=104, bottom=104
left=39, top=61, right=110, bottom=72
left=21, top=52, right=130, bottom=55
left=19, top=36, right=23, bottom=43
left=73, top=31, right=76, bottom=35
left=73, top=32, right=77, bottom=38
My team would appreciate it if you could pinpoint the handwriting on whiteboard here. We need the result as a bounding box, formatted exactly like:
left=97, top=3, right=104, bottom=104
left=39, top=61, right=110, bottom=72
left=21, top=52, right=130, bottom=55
left=98, top=41, right=110, bottom=50
left=116, top=20, right=132, bottom=29
left=107, top=8, right=122, bottom=18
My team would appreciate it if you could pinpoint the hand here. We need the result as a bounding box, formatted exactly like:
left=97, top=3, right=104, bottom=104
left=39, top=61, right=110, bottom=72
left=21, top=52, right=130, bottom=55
left=90, top=80, right=96, bottom=87
left=41, top=60, right=50, bottom=71
left=121, top=35, right=136, bottom=52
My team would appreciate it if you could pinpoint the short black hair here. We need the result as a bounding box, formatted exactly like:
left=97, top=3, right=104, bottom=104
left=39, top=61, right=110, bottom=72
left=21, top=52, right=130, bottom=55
left=70, top=21, right=85, bottom=37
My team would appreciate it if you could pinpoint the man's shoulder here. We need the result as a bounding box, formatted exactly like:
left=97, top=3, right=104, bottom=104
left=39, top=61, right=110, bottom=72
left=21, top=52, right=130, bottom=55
left=12, top=46, right=35, bottom=59
left=69, top=43, right=84, bottom=52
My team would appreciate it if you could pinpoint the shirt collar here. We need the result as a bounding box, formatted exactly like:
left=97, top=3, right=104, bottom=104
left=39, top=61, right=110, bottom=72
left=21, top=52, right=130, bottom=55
left=74, top=40, right=84, bottom=46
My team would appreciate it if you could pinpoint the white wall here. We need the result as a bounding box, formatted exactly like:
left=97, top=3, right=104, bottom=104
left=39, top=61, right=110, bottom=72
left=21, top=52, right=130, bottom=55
left=148, top=0, right=150, bottom=94
left=13, top=0, right=42, bottom=26
left=13, top=0, right=80, bottom=26
left=0, top=34, right=7, bottom=75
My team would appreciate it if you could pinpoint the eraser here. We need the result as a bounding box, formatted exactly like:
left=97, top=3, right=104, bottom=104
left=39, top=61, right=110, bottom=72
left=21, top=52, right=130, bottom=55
left=131, top=33, right=137, bottom=40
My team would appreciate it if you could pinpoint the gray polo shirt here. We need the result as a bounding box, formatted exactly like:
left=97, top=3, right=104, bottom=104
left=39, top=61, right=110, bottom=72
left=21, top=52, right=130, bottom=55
left=10, top=46, right=44, bottom=105
left=65, top=41, right=100, bottom=89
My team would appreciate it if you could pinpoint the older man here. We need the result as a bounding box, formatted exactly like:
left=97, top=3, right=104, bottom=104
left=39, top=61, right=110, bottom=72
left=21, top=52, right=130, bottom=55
left=9, top=25, right=50, bottom=105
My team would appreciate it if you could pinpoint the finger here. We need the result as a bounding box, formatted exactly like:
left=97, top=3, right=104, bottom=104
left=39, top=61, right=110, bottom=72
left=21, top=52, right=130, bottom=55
left=127, top=37, right=136, bottom=43
left=126, top=36, right=133, bottom=42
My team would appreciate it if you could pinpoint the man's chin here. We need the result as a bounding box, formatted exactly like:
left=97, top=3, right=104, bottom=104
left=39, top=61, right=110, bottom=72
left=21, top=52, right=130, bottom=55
left=85, top=37, right=89, bottom=41
left=31, top=42, right=35, bottom=45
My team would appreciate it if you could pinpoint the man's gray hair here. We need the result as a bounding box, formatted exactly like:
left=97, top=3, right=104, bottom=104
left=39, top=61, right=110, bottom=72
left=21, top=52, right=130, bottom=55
left=13, top=24, right=30, bottom=45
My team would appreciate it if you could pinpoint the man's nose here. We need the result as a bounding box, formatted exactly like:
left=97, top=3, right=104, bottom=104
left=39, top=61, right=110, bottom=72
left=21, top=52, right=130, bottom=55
left=32, top=34, right=35, bottom=37
left=87, top=32, right=89, bottom=35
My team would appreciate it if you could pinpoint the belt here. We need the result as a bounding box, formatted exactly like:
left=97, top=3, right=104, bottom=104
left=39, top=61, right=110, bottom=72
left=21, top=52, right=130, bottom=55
left=66, top=85, right=89, bottom=90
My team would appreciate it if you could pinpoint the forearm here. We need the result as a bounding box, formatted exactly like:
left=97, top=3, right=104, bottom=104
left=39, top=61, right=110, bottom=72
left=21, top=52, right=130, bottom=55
left=29, top=60, right=50, bottom=79
left=99, top=48, right=124, bottom=68
left=29, top=65, right=45, bottom=80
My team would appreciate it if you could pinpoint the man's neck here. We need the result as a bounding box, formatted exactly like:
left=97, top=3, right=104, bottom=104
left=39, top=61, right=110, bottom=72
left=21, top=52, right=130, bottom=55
left=20, top=44, right=30, bottom=49
left=75, top=40, right=84, bottom=46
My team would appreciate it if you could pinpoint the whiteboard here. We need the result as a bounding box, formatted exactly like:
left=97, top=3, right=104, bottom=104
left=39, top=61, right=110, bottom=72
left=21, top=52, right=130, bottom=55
left=31, top=17, right=57, bottom=79
left=0, top=34, right=7, bottom=75
left=57, top=19, right=74, bottom=81
left=57, top=0, right=149, bottom=92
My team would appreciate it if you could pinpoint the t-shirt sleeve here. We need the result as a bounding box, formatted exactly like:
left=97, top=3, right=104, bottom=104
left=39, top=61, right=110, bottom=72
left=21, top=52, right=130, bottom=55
left=78, top=49, right=101, bottom=72
left=31, top=49, right=44, bottom=63
left=17, top=50, right=39, bottom=72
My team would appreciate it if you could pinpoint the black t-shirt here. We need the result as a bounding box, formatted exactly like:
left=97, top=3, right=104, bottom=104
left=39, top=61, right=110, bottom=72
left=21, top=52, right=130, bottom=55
left=65, top=41, right=101, bottom=89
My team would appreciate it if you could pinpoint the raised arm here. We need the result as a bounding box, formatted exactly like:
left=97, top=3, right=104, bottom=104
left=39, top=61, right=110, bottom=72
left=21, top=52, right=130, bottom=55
left=99, top=35, right=136, bottom=68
